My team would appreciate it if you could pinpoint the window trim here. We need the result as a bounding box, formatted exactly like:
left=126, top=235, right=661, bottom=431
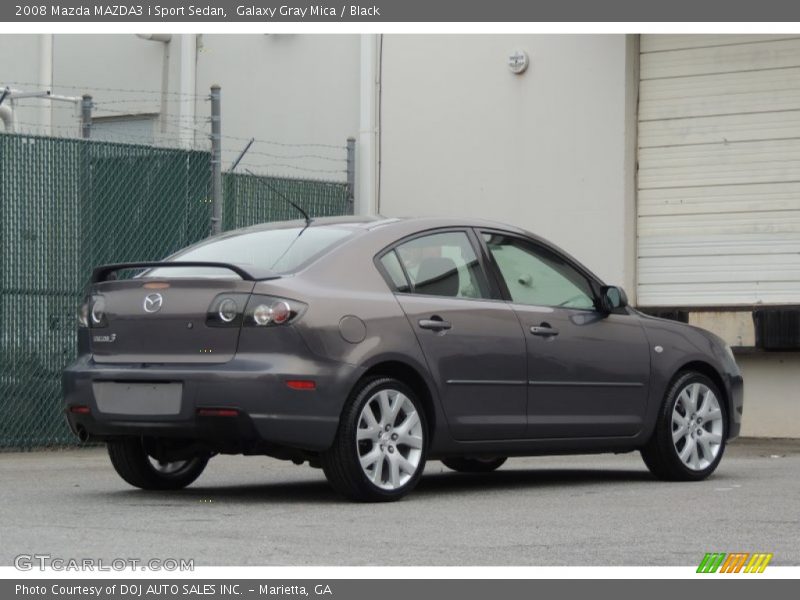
left=373, top=227, right=504, bottom=301
left=475, top=227, right=603, bottom=312
left=376, top=248, right=412, bottom=293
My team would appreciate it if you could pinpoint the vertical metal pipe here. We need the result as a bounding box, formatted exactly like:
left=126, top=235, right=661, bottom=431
left=209, top=84, right=223, bottom=235
left=177, top=35, right=197, bottom=148
left=38, top=34, right=53, bottom=136
left=80, top=94, right=92, bottom=139
left=358, top=34, right=379, bottom=216
left=160, top=39, right=171, bottom=134
left=346, top=137, right=356, bottom=210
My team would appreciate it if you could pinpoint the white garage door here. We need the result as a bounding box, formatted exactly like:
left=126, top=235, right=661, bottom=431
left=637, top=35, right=800, bottom=306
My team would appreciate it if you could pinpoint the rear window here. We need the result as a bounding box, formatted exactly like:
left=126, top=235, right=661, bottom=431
left=148, top=226, right=354, bottom=278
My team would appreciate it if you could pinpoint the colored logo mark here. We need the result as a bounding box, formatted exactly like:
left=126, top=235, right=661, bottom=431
left=697, top=552, right=773, bottom=573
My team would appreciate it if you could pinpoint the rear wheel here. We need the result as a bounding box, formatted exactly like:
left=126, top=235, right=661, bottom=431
left=442, top=456, right=507, bottom=473
left=107, top=438, right=209, bottom=490
left=321, top=377, right=427, bottom=502
left=641, top=371, right=727, bottom=481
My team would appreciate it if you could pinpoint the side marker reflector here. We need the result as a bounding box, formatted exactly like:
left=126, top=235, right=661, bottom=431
left=286, top=380, right=316, bottom=390
left=197, top=408, right=239, bottom=417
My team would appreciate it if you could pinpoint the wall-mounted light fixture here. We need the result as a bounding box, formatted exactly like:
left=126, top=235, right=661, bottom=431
left=508, top=50, right=530, bottom=75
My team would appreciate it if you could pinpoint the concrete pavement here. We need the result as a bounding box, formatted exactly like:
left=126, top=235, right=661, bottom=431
left=1, top=438, right=797, bottom=566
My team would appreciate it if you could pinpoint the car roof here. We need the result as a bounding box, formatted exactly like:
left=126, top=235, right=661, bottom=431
left=230, top=214, right=534, bottom=236
left=177, top=215, right=604, bottom=285
left=212, top=215, right=548, bottom=256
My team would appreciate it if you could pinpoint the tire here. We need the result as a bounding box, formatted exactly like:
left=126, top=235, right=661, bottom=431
left=442, top=456, right=507, bottom=473
left=321, top=376, right=428, bottom=502
left=107, top=438, right=209, bottom=491
left=641, top=371, right=728, bottom=481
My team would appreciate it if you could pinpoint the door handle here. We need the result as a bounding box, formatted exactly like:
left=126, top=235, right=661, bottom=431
left=418, top=316, right=452, bottom=332
left=530, top=324, right=559, bottom=337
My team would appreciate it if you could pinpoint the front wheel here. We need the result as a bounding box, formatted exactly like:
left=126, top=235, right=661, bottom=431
left=641, top=371, right=727, bottom=481
left=107, top=438, right=209, bottom=490
left=321, top=377, right=427, bottom=502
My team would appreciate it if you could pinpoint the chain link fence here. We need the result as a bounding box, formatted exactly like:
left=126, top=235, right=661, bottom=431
left=0, top=132, right=352, bottom=450
left=223, top=172, right=351, bottom=230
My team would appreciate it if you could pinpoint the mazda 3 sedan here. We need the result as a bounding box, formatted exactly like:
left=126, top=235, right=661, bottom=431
left=63, top=216, right=743, bottom=501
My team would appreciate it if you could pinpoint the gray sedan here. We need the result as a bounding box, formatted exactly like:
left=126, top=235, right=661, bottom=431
left=63, top=216, right=743, bottom=501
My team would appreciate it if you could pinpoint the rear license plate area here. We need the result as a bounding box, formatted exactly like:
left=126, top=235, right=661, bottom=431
left=93, top=382, right=182, bottom=415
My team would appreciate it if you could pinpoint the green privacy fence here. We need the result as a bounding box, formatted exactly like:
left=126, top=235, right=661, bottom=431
left=223, top=172, right=352, bottom=230
left=0, top=133, right=352, bottom=449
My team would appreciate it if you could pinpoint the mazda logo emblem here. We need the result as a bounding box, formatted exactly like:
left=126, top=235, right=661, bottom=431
left=143, top=293, right=164, bottom=313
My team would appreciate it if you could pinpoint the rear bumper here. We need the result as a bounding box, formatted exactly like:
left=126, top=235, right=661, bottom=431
left=62, top=354, right=360, bottom=452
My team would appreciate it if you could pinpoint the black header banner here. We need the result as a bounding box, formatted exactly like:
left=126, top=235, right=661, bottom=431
left=5, top=0, right=800, bottom=22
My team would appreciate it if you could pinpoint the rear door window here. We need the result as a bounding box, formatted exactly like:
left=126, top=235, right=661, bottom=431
left=393, top=231, right=490, bottom=299
left=378, top=251, right=411, bottom=292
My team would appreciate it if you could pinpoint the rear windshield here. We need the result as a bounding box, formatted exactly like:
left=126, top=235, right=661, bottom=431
left=148, top=226, right=354, bottom=278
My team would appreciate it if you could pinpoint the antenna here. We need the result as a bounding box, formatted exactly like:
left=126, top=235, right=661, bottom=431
left=244, top=169, right=311, bottom=226
left=229, top=137, right=254, bottom=172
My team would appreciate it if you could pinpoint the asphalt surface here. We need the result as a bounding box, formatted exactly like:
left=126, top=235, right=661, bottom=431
left=1, top=439, right=798, bottom=566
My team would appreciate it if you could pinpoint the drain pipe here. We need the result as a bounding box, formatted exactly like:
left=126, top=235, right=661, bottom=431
left=0, top=87, right=13, bottom=132
left=38, top=34, right=53, bottom=135
left=135, top=34, right=172, bottom=135
left=357, top=34, right=380, bottom=216
left=176, top=34, right=197, bottom=149
left=0, top=105, right=13, bottom=132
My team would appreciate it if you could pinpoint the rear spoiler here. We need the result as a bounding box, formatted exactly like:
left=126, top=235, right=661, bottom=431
left=91, top=262, right=279, bottom=284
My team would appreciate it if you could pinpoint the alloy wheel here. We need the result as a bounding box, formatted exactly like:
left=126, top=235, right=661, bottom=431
left=672, top=382, right=724, bottom=471
left=147, top=456, right=191, bottom=475
left=356, top=389, right=424, bottom=490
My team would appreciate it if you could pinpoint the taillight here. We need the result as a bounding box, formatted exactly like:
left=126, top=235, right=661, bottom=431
left=217, top=298, right=239, bottom=323
left=206, top=294, right=305, bottom=327
left=252, top=303, right=272, bottom=326
left=90, top=296, right=106, bottom=327
left=78, top=295, right=107, bottom=328
left=270, top=301, right=292, bottom=324
left=244, top=295, right=306, bottom=327
left=206, top=293, right=249, bottom=327
left=77, top=301, right=90, bottom=328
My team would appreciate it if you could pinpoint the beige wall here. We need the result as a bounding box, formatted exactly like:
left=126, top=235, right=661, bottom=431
left=196, top=34, right=361, bottom=174
left=2, top=34, right=362, bottom=174
left=0, top=35, right=51, bottom=133
left=737, top=353, right=800, bottom=438
left=378, top=34, right=638, bottom=291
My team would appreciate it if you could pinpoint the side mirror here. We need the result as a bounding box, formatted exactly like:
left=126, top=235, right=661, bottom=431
left=600, top=285, right=628, bottom=313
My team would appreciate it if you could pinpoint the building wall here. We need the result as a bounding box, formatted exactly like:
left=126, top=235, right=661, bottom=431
left=634, top=35, right=800, bottom=438
left=195, top=34, right=361, bottom=174
left=377, top=34, right=799, bottom=439
left=738, top=354, right=800, bottom=438
left=1, top=34, right=362, bottom=177
left=0, top=35, right=53, bottom=133
left=637, top=34, right=800, bottom=307
left=378, top=34, right=637, bottom=291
